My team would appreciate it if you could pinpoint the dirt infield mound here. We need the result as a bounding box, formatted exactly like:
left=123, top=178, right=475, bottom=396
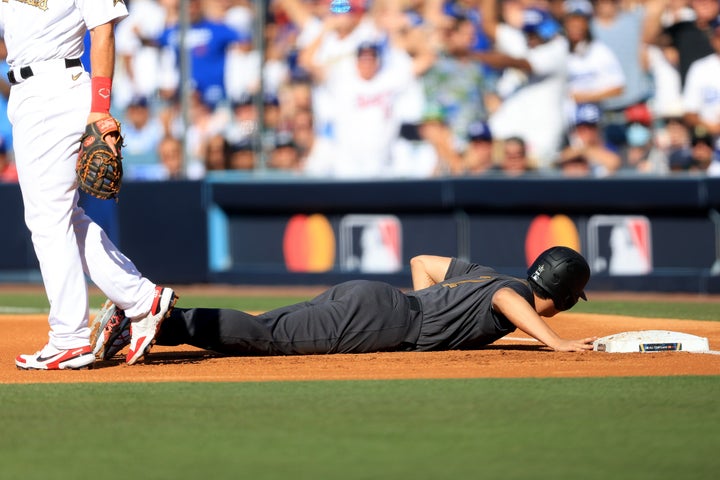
left=2, top=312, right=718, bottom=384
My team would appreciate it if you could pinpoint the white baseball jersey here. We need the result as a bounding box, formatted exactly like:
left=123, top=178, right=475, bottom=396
left=323, top=48, right=415, bottom=178
left=1, top=0, right=128, bottom=68
left=297, top=16, right=382, bottom=141
left=567, top=40, right=625, bottom=98
left=683, top=53, right=720, bottom=126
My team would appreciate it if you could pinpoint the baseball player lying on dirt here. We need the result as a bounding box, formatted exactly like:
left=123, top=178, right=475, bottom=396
left=90, top=246, right=597, bottom=363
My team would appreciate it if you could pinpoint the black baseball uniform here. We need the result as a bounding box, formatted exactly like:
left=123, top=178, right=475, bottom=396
left=155, top=258, right=534, bottom=355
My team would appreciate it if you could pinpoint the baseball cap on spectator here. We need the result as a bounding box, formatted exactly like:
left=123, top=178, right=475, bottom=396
left=357, top=40, right=381, bottom=57
left=232, top=92, right=254, bottom=109
left=274, top=131, right=296, bottom=149
left=668, top=149, right=693, bottom=171
left=575, top=103, right=601, bottom=126
left=563, top=0, right=593, bottom=17
left=229, top=138, right=254, bottom=152
left=625, top=103, right=653, bottom=126
left=263, top=93, right=280, bottom=106
left=127, top=95, right=149, bottom=108
left=467, top=121, right=493, bottom=142
left=522, top=8, right=561, bottom=41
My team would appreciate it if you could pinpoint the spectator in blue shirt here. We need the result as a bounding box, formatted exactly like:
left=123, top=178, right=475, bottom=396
left=157, top=0, right=243, bottom=108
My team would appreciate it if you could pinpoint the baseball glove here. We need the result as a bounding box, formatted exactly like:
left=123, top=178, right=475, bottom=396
left=76, top=116, right=124, bottom=200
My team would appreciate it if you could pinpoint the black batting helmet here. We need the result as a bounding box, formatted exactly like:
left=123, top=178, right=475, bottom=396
left=527, top=246, right=590, bottom=311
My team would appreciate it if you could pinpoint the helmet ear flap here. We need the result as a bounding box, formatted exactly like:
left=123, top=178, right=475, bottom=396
left=554, top=292, right=579, bottom=311
left=530, top=276, right=576, bottom=311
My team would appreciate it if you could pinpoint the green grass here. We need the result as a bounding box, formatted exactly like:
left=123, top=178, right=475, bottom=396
left=0, top=377, right=718, bottom=480
left=0, top=293, right=312, bottom=313
left=0, top=292, right=51, bottom=311
left=2, top=290, right=718, bottom=479
left=1, top=291, right=719, bottom=321
left=572, top=299, right=720, bottom=321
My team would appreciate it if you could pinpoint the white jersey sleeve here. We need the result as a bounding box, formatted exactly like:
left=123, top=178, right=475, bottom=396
left=75, top=0, right=128, bottom=30
left=3, top=0, right=127, bottom=67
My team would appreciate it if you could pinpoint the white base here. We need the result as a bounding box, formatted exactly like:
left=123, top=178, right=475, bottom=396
left=593, top=330, right=710, bottom=353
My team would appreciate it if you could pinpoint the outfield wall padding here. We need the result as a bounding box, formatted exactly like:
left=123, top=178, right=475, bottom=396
left=1, top=177, right=718, bottom=292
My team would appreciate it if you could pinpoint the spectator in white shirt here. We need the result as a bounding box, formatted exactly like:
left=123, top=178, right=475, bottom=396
left=478, top=2, right=570, bottom=168
left=562, top=0, right=625, bottom=125
left=682, top=16, right=720, bottom=137
left=306, top=41, right=428, bottom=178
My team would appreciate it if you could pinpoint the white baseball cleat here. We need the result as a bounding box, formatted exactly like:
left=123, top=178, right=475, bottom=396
left=126, top=286, right=178, bottom=365
left=16, top=344, right=94, bottom=370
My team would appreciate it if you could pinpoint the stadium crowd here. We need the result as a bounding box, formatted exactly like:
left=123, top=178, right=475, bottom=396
left=2, top=0, right=720, bottom=181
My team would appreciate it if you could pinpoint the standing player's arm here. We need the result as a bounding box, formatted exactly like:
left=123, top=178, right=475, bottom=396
left=492, top=287, right=597, bottom=352
left=87, top=21, right=118, bottom=125
left=410, top=255, right=452, bottom=291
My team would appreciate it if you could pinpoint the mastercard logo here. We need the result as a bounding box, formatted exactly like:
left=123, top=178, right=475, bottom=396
left=525, top=214, right=581, bottom=266
left=283, top=214, right=336, bottom=272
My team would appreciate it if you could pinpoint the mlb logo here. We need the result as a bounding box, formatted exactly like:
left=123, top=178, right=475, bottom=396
left=339, top=215, right=402, bottom=273
left=587, top=215, right=653, bottom=275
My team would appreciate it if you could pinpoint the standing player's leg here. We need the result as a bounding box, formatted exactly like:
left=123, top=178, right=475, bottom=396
left=12, top=74, right=174, bottom=369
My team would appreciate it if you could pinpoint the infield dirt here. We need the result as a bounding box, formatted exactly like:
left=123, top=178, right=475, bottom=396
left=2, top=308, right=719, bottom=383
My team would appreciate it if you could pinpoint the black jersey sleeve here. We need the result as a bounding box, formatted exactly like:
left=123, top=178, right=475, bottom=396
left=444, top=258, right=483, bottom=280
left=503, top=279, right=535, bottom=306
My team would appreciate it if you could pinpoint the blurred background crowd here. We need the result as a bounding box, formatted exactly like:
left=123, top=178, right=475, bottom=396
left=2, top=0, right=720, bottom=182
